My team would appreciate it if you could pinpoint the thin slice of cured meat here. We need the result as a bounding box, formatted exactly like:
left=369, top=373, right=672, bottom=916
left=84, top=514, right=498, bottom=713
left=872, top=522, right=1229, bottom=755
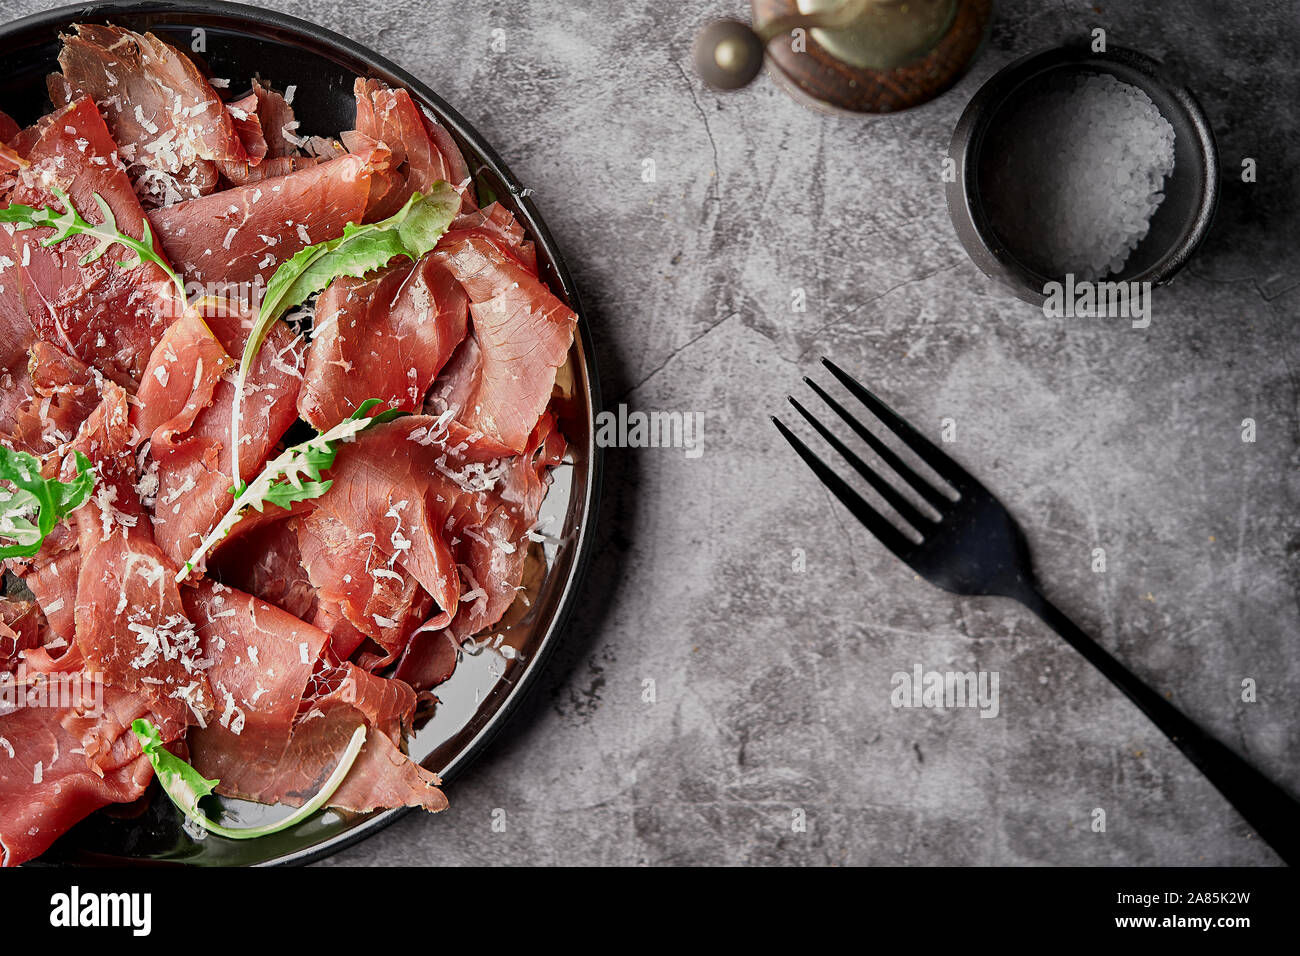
left=0, top=109, right=28, bottom=199
left=3, top=342, right=101, bottom=456
left=69, top=382, right=212, bottom=728
left=0, top=696, right=149, bottom=866
left=0, top=679, right=187, bottom=867
left=149, top=303, right=305, bottom=570
left=130, top=309, right=234, bottom=452
left=0, top=109, right=19, bottom=147
left=149, top=139, right=387, bottom=287
left=0, top=228, right=37, bottom=435
left=0, top=599, right=43, bottom=673
left=431, top=233, right=576, bottom=453
left=217, top=81, right=314, bottom=185
left=0, top=219, right=33, bottom=352
left=14, top=543, right=79, bottom=644
left=183, top=582, right=443, bottom=813
left=297, top=252, right=467, bottom=430
left=223, top=661, right=444, bottom=812
left=444, top=202, right=537, bottom=275
left=351, top=78, right=472, bottom=219
left=295, top=508, right=436, bottom=664
left=293, top=412, right=562, bottom=689
left=184, top=579, right=326, bottom=802
left=48, top=24, right=249, bottom=207
left=245, top=81, right=300, bottom=159
left=0, top=107, right=26, bottom=188
left=293, top=419, right=466, bottom=652
left=224, top=93, right=268, bottom=168
left=294, top=664, right=445, bottom=812
left=208, top=516, right=318, bottom=622
left=394, top=413, right=564, bottom=688
left=7, top=96, right=181, bottom=389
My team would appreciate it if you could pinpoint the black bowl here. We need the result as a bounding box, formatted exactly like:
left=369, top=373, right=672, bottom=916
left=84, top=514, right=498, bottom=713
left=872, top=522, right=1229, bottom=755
left=946, top=44, right=1219, bottom=305
left=2, top=0, right=602, bottom=866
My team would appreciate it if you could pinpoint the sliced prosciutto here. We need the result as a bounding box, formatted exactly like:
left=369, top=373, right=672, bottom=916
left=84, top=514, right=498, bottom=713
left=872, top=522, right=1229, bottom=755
left=444, top=201, right=538, bottom=275
left=0, top=599, right=42, bottom=672
left=396, top=413, right=564, bottom=688
left=149, top=140, right=388, bottom=286
left=0, top=109, right=19, bottom=149
left=6, top=96, right=180, bottom=389
left=0, top=222, right=32, bottom=359
left=431, top=233, right=577, bottom=453
left=287, top=663, right=445, bottom=812
left=0, top=108, right=26, bottom=189
left=208, top=517, right=318, bottom=622
left=48, top=24, right=249, bottom=207
left=298, top=252, right=467, bottom=430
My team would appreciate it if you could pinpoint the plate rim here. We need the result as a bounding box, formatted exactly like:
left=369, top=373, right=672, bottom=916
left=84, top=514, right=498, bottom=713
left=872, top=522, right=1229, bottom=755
left=0, top=0, right=604, bottom=867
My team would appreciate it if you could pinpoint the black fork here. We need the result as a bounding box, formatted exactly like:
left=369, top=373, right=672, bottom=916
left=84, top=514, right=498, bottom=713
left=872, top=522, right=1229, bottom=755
left=775, top=358, right=1299, bottom=866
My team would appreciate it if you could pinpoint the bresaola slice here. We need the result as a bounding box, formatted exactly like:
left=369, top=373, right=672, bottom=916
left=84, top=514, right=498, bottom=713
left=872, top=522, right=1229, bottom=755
left=0, top=109, right=19, bottom=148
left=148, top=303, right=305, bottom=570
left=184, top=579, right=326, bottom=802
left=298, top=253, right=468, bottom=430
left=444, top=202, right=538, bottom=275
left=0, top=108, right=26, bottom=186
left=352, top=78, right=473, bottom=220
left=69, top=381, right=212, bottom=730
left=149, top=139, right=387, bottom=286
left=224, top=93, right=269, bottom=169
left=292, top=412, right=563, bottom=689
left=431, top=233, right=577, bottom=454
left=183, top=582, right=443, bottom=813
left=48, top=24, right=250, bottom=208
left=0, top=690, right=163, bottom=867
left=3, top=342, right=101, bottom=456
left=0, top=600, right=42, bottom=673
left=208, top=517, right=318, bottom=622
left=130, top=310, right=234, bottom=452
left=291, top=663, right=445, bottom=812
left=218, top=81, right=316, bottom=186
left=394, top=412, right=565, bottom=688
left=7, top=96, right=180, bottom=390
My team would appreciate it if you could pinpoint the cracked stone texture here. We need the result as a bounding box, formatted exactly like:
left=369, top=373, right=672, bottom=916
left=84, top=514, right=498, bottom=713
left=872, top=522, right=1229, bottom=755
left=3, top=0, right=1295, bottom=866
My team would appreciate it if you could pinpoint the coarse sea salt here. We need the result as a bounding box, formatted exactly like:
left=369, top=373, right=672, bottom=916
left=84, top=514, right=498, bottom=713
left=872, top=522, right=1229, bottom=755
left=983, top=72, right=1176, bottom=281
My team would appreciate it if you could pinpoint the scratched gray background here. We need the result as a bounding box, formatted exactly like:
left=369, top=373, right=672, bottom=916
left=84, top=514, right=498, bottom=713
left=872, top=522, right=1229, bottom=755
left=5, top=0, right=1297, bottom=865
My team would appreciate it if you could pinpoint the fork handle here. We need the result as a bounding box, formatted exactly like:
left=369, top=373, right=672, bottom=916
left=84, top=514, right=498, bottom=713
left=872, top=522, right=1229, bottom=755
left=1022, top=589, right=1299, bottom=866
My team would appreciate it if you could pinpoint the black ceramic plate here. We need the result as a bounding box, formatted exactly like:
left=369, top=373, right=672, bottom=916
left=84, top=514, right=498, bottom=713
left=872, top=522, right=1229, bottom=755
left=2, top=0, right=601, bottom=866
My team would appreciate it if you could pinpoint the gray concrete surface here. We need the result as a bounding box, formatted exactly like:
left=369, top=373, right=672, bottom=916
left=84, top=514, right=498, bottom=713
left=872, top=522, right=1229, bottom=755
left=5, top=0, right=1296, bottom=865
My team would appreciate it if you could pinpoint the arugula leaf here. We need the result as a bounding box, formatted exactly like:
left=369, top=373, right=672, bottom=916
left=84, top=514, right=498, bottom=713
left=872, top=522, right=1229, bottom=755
left=229, top=183, right=460, bottom=479
left=0, top=187, right=187, bottom=305
left=178, top=399, right=405, bottom=581
left=132, top=718, right=367, bottom=840
left=0, top=445, right=95, bottom=559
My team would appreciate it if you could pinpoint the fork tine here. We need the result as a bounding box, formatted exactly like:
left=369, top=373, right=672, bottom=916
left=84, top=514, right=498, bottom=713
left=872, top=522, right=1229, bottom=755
left=803, top=377, right=953, bottom=512
left=821, top=358, right=976, bottom=491
left=787, top=396, right=934, bottom=533
left=772, top=415, right=915, bottom=558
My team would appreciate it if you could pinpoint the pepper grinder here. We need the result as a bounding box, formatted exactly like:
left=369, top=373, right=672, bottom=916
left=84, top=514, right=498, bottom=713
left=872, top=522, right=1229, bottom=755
left=694, top=0, right=993, bottom=113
